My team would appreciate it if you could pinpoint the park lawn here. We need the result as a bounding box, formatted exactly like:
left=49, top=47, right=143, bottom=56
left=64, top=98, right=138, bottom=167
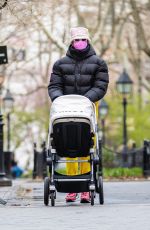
left=103, top=167, right=143, bottom=179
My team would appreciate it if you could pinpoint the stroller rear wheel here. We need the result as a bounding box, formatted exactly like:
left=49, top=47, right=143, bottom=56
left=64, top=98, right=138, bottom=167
left=98, top=176, right=104, bottom=205
left=44, top=177, right=50, bottom=206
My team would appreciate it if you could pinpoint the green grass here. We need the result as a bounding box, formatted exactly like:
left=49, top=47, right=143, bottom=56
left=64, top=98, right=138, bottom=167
left=56, top=167, right=143, bottom=179
left=21, top=170, right=33, bottom=178
left=103, top=167, right=143, bottom=178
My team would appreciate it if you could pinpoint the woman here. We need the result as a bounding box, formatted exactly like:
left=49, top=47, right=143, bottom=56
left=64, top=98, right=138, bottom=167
left=48, top=27, right=109, bottom=203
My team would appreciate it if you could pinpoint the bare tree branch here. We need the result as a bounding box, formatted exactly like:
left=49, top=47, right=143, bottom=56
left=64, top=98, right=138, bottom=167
left=130, top=0, right=150, bottom=57
left=34, top=16, right=67, bottom=52
left=14, top=85, right=47, bottom=96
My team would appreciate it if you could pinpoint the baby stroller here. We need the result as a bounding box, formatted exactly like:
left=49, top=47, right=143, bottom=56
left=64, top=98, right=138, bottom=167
left=44, top=95, right=104, bottom=206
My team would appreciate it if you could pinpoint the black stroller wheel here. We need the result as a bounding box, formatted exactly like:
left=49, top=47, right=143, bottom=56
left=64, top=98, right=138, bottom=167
left=98, top=176, right=104, bottom=205
left=44, top=177, right=50, bottom=206
left=50, top=192, right=55, bottom=207
left=90, top=191, right=94, bottom=206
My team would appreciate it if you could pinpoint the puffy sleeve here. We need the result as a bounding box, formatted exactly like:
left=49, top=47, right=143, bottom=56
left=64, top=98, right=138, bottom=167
left=48, top=60, right=64, bottom=101
left=84, top=59, right=109, bottom=102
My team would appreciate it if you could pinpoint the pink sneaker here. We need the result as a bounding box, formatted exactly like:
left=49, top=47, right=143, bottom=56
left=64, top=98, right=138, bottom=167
left=80, top=192, right=90, bottom=203
left=65, top=193, right=78, bottom=202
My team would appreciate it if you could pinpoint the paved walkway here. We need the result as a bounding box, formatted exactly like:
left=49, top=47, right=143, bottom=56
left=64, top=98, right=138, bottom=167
left=0, top=179, right=150, bottom=230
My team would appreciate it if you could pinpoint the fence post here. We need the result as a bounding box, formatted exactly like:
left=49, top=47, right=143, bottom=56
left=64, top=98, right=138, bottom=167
left=36, top=151, right=43, bottom=179
left=33, top=141, right=48, bottom=179
left=131, top=142, right=136, bottom=167
left=32, top=143, right=37, bottom=179
left=4, top=151, right=13, bottom=177
left=41, top=141, right=47, bottom=178
left=143, top=140, right=150, bottom=177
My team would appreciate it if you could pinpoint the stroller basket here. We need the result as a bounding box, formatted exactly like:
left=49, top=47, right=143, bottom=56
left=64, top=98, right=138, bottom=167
left=54, top=172, right=91, bottom=193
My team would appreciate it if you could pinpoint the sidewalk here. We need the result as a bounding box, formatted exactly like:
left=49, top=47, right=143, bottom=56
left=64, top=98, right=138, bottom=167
left=0, top=179, right=44, bottom=207
left=0, top=179, right=150, bottom=230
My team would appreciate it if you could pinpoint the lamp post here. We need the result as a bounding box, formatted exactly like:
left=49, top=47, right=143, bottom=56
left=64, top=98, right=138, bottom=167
left=116, top=69, right=133, bottom=167
left=0, top=48, right=12, bottom=186
left=0, top=87, right=12, bottom=186
left=99, top=99, right=109, bottom=146
left=3, top=89, right=14, bottom=152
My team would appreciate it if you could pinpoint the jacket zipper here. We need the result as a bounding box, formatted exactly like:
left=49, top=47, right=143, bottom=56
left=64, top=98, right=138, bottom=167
left=74, top=61, right=79, bottom=93
left=75, top=60, right=83, bottom=94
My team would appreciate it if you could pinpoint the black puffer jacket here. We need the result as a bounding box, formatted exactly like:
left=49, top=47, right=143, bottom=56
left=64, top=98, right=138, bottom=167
left=48, top=44, right=109, bottom=102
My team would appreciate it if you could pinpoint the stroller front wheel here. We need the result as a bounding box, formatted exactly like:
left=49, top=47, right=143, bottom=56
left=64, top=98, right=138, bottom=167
left=50, top=192, right=55, bottom=206
left=44, top=177, right=50, bottom=206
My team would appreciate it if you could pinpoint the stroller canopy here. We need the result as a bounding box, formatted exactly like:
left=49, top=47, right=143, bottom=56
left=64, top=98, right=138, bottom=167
left=50, top=95, right=96, bottom=132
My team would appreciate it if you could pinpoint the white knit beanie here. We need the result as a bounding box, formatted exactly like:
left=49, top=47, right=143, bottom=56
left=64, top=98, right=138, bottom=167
left=70, top=27, right=91, bottom=42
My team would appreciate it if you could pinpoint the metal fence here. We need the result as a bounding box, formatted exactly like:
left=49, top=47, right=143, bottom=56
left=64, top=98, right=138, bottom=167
left=102, top=146, right=143, bottom=168
left=102, top=140, right=150, bottom=177
left=32, top=140, right=150, bottom=178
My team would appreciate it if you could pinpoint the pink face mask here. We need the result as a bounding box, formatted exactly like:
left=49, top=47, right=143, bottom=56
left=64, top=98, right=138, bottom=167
left=73, top=39, right=88, bottom=50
